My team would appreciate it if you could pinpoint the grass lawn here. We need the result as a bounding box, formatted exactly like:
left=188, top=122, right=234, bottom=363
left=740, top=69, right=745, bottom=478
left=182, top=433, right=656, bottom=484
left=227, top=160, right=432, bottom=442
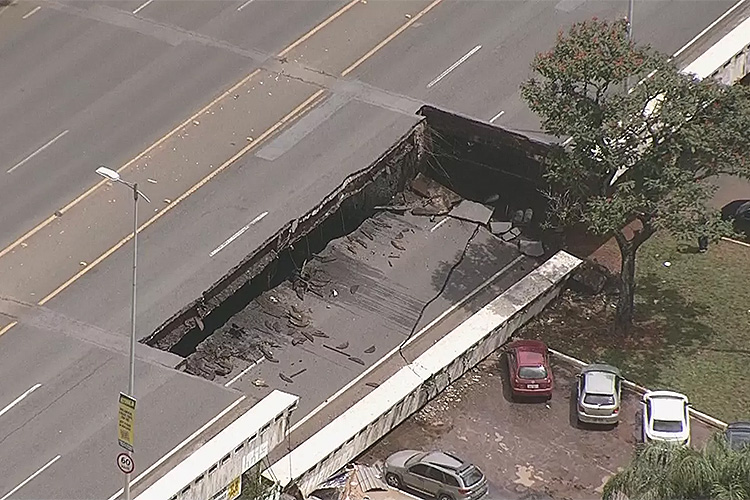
left=523, top=233, right=750, bottom=423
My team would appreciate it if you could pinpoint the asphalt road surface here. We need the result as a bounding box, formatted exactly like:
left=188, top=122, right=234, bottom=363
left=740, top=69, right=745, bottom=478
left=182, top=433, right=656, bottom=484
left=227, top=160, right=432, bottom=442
left=0, top=0, right=745, bottom=498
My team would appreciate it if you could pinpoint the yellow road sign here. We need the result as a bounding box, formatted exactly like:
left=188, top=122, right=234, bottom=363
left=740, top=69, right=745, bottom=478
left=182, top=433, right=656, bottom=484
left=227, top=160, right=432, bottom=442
left=118, top=392, right=137, bottom=452
left=227, top=476, right=242, bottom=500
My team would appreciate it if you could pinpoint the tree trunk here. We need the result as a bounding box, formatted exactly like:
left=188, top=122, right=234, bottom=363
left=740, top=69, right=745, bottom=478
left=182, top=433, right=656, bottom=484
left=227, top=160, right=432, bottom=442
left=615, top=243, right=637, bottom=332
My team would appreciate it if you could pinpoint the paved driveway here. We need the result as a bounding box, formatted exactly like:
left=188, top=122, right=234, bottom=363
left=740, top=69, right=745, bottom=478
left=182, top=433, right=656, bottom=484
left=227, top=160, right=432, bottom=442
left=359, top=353, right=717, bottom=500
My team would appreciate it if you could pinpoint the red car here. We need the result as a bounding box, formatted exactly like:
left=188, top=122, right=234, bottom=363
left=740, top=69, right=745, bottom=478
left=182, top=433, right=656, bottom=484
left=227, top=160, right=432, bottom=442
left=505, top=339, right=554, bottom=399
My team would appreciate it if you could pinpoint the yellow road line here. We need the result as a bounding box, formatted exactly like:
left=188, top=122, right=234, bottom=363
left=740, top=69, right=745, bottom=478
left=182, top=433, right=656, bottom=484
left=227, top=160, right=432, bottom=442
left=0, top=68, right=259, bottom=261
left=341, top=0, right=444, bottom=77
left=0, top=0, right=362, bottom=262
left=0, top=321, right=18, bottom=338
left=277, top=0, right=361, bottom=58
left=5, top=0, right=444, bottom=334
left=38, top=90, right=327, bottom=307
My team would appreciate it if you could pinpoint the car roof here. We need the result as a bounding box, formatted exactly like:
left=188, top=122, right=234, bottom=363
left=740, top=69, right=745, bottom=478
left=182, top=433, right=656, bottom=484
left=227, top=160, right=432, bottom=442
left=648, top=393, right=687, bottom=421
left=583, top=370, right=616, bottom=394
left=423, top=451, right=465, bottom=471
left=581, top=363, right=621, bottom=377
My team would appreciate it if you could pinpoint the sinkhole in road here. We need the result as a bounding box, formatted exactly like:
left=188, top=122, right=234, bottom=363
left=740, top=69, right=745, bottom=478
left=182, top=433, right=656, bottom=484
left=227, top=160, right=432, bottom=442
left=168, top=201, right=375, bottom=359
left=141, top=109, right=556, bottom=382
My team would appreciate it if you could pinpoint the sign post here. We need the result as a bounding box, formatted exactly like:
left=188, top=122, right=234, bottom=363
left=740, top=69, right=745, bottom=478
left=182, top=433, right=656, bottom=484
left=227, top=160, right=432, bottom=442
left=117, top=453, right=135, bottom=475
left=118, top=392, right=136, bottom=452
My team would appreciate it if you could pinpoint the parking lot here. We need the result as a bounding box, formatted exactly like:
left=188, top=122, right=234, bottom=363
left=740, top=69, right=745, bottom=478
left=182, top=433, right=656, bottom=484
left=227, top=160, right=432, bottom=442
left=358, top=352, right=717, bottom=500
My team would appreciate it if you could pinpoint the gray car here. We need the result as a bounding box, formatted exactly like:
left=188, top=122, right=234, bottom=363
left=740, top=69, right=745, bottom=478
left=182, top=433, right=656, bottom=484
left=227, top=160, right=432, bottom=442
left=576, top=363, right=622, bottom=425
left=384, top=450, right=487, bottom=500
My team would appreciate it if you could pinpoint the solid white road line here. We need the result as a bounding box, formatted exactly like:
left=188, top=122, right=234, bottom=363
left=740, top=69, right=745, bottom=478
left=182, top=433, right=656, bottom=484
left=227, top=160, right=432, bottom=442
left=7, top=130, right=69, bottom=174
left=209, top=211, right=268, bottom=257
left=0, top=384, right=42, bottom=418
left=132, top=0, right=154, bottom=15
left=671, top=0, right=747, bottom=59
left=489, top=110, right=505, bottom=123
left=0, top=455, right=61, bottom=500
left=224, top=357, right=265, bottom=387
left=289, top=254, right=526, bottom=433
left=429, top=218, right=448, bottom=232
left=21, top=6, right=40, bottom=19
left=237, top=0, right=255, bottom=11
left=105, top=396, right=246, bottom=500
left=427, top=44, right=482, bottom=88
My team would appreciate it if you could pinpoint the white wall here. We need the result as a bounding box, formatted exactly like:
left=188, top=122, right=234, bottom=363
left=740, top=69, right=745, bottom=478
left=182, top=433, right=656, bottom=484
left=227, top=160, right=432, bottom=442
left=266, top=251, right=582, bottom=496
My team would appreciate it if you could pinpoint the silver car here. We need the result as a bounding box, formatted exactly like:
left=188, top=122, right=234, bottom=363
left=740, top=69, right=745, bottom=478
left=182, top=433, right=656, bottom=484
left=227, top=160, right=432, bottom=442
left=384, top=450, right=488, bottom=500
left=576, top=363, right=622, bottom=425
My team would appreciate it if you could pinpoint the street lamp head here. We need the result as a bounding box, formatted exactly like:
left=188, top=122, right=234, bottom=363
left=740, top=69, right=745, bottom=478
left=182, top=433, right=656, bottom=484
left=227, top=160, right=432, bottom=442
left=96, top=166, right=121, bottom=182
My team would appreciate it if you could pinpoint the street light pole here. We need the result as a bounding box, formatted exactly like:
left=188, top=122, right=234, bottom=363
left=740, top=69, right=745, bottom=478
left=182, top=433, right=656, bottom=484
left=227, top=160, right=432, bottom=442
left=96, top=166, right=150, bottom=500
left=625, top=0, right=634, bottom=93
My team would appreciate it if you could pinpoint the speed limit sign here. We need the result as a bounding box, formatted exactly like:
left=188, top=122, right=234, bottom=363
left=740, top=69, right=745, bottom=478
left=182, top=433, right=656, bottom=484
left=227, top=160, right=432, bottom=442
left=117, top=453, right=135, bottom=474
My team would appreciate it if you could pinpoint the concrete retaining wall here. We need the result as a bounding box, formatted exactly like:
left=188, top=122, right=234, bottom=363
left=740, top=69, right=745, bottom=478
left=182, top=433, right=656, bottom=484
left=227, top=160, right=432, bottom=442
left=683, top=16, right=750, bottom=84
left=266, top=251, right=582, bottom=496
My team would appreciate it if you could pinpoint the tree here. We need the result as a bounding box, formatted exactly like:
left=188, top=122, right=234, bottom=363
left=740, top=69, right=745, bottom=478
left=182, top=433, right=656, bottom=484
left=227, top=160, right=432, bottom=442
left=603, top=434, right=750, bottom=500
left=521, top=18, right=750, bottom=330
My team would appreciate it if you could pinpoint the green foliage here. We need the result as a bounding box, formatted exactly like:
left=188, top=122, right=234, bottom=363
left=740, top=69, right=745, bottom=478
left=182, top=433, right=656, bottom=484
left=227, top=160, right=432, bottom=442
left=521, top=18, right=750, bottom=244
left=239, top=466, right=278, bottom=500
left=603, top=434, right=750, bottom=500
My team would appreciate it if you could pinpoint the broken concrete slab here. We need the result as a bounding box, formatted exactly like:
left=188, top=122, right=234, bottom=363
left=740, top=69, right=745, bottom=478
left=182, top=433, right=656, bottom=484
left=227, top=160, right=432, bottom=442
left=490, top=221, right=512, bottom=235
left=518, top=239, right=545, bottom=257
left=448, top=200, right=493, bottom=225
left=410, top=173, right=441, bottom=198
left=501, top=227, right=521, bottom=242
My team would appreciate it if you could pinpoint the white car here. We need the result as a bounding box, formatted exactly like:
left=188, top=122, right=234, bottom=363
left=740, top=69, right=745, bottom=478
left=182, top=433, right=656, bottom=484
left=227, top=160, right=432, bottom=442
left=641, top=390, right=691, bottom=446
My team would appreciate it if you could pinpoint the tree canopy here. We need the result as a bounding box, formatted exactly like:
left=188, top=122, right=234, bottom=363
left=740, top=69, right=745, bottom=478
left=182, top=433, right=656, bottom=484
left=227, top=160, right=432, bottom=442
left=521, top=18, right=750, bottom=328
left=603, top=434, right=750, bottom=500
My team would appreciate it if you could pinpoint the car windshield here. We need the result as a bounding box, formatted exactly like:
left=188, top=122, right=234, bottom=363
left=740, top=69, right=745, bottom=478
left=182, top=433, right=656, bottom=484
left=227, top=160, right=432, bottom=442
left=518, top=365, right=547, bottom=380
left=405, top=453, right=427, bottom=467
left=460, top=466, right=483, bottom=487
left=653, top=420, right=683, bottom=433
left=584, top=393, right=615, bottom=406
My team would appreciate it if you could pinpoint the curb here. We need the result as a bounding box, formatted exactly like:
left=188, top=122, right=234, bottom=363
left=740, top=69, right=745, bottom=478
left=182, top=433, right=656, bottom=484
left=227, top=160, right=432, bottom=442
left=549, top=348, right=728, bottom=430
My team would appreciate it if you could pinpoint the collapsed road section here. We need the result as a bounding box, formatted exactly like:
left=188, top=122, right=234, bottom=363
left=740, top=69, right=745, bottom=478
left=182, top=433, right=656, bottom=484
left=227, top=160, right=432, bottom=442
left=140, top=105, right=556, bottom=420
left=172, top=175, right=552, bottom=420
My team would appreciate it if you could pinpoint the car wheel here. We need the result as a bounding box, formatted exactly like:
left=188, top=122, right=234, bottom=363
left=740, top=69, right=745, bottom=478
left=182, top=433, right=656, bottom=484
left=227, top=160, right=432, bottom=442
left=385, top=473, right=401, bottom=489
left=438, top=494, right=453, bottom=500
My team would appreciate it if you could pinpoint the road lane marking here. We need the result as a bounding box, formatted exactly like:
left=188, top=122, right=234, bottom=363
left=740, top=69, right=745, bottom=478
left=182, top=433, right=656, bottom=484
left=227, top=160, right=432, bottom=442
left=0, top=0, right=17, bottom=18
left=132, top=0, right=154, bottom=15
left=224, top=357, right=265, bottom=387
left=37, top=91, right=325, bottom=308
left=289, top=254, right=526, bottom=433
left=7, top=130, right=69, bottom=174
left=0, top=0, right=361, bottom=262
left=0, top=455, right=61, bottom=500
left=237, top=0, right=254, bottom=11
left=277, top=0, right=360, bottom=58
left=430, top=218, right=448, bottom=232
left=672, top=0, right=747, bottom=59
left=21, top=5, right=40, bottom=19
left=2, top=0, right=442, bottom=332
left=489, top=110, right=505, bottom=123
left=105, top=396, right=246, bottom=500
left=426, top=44, right=482, bottom=88
left=0, top=321, right=17, bottom=338
left=0, top=384, right=41, bottom=418
left=209, top=212, right=269, bottom=257
left=342, top=0, right=445, bottom=77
